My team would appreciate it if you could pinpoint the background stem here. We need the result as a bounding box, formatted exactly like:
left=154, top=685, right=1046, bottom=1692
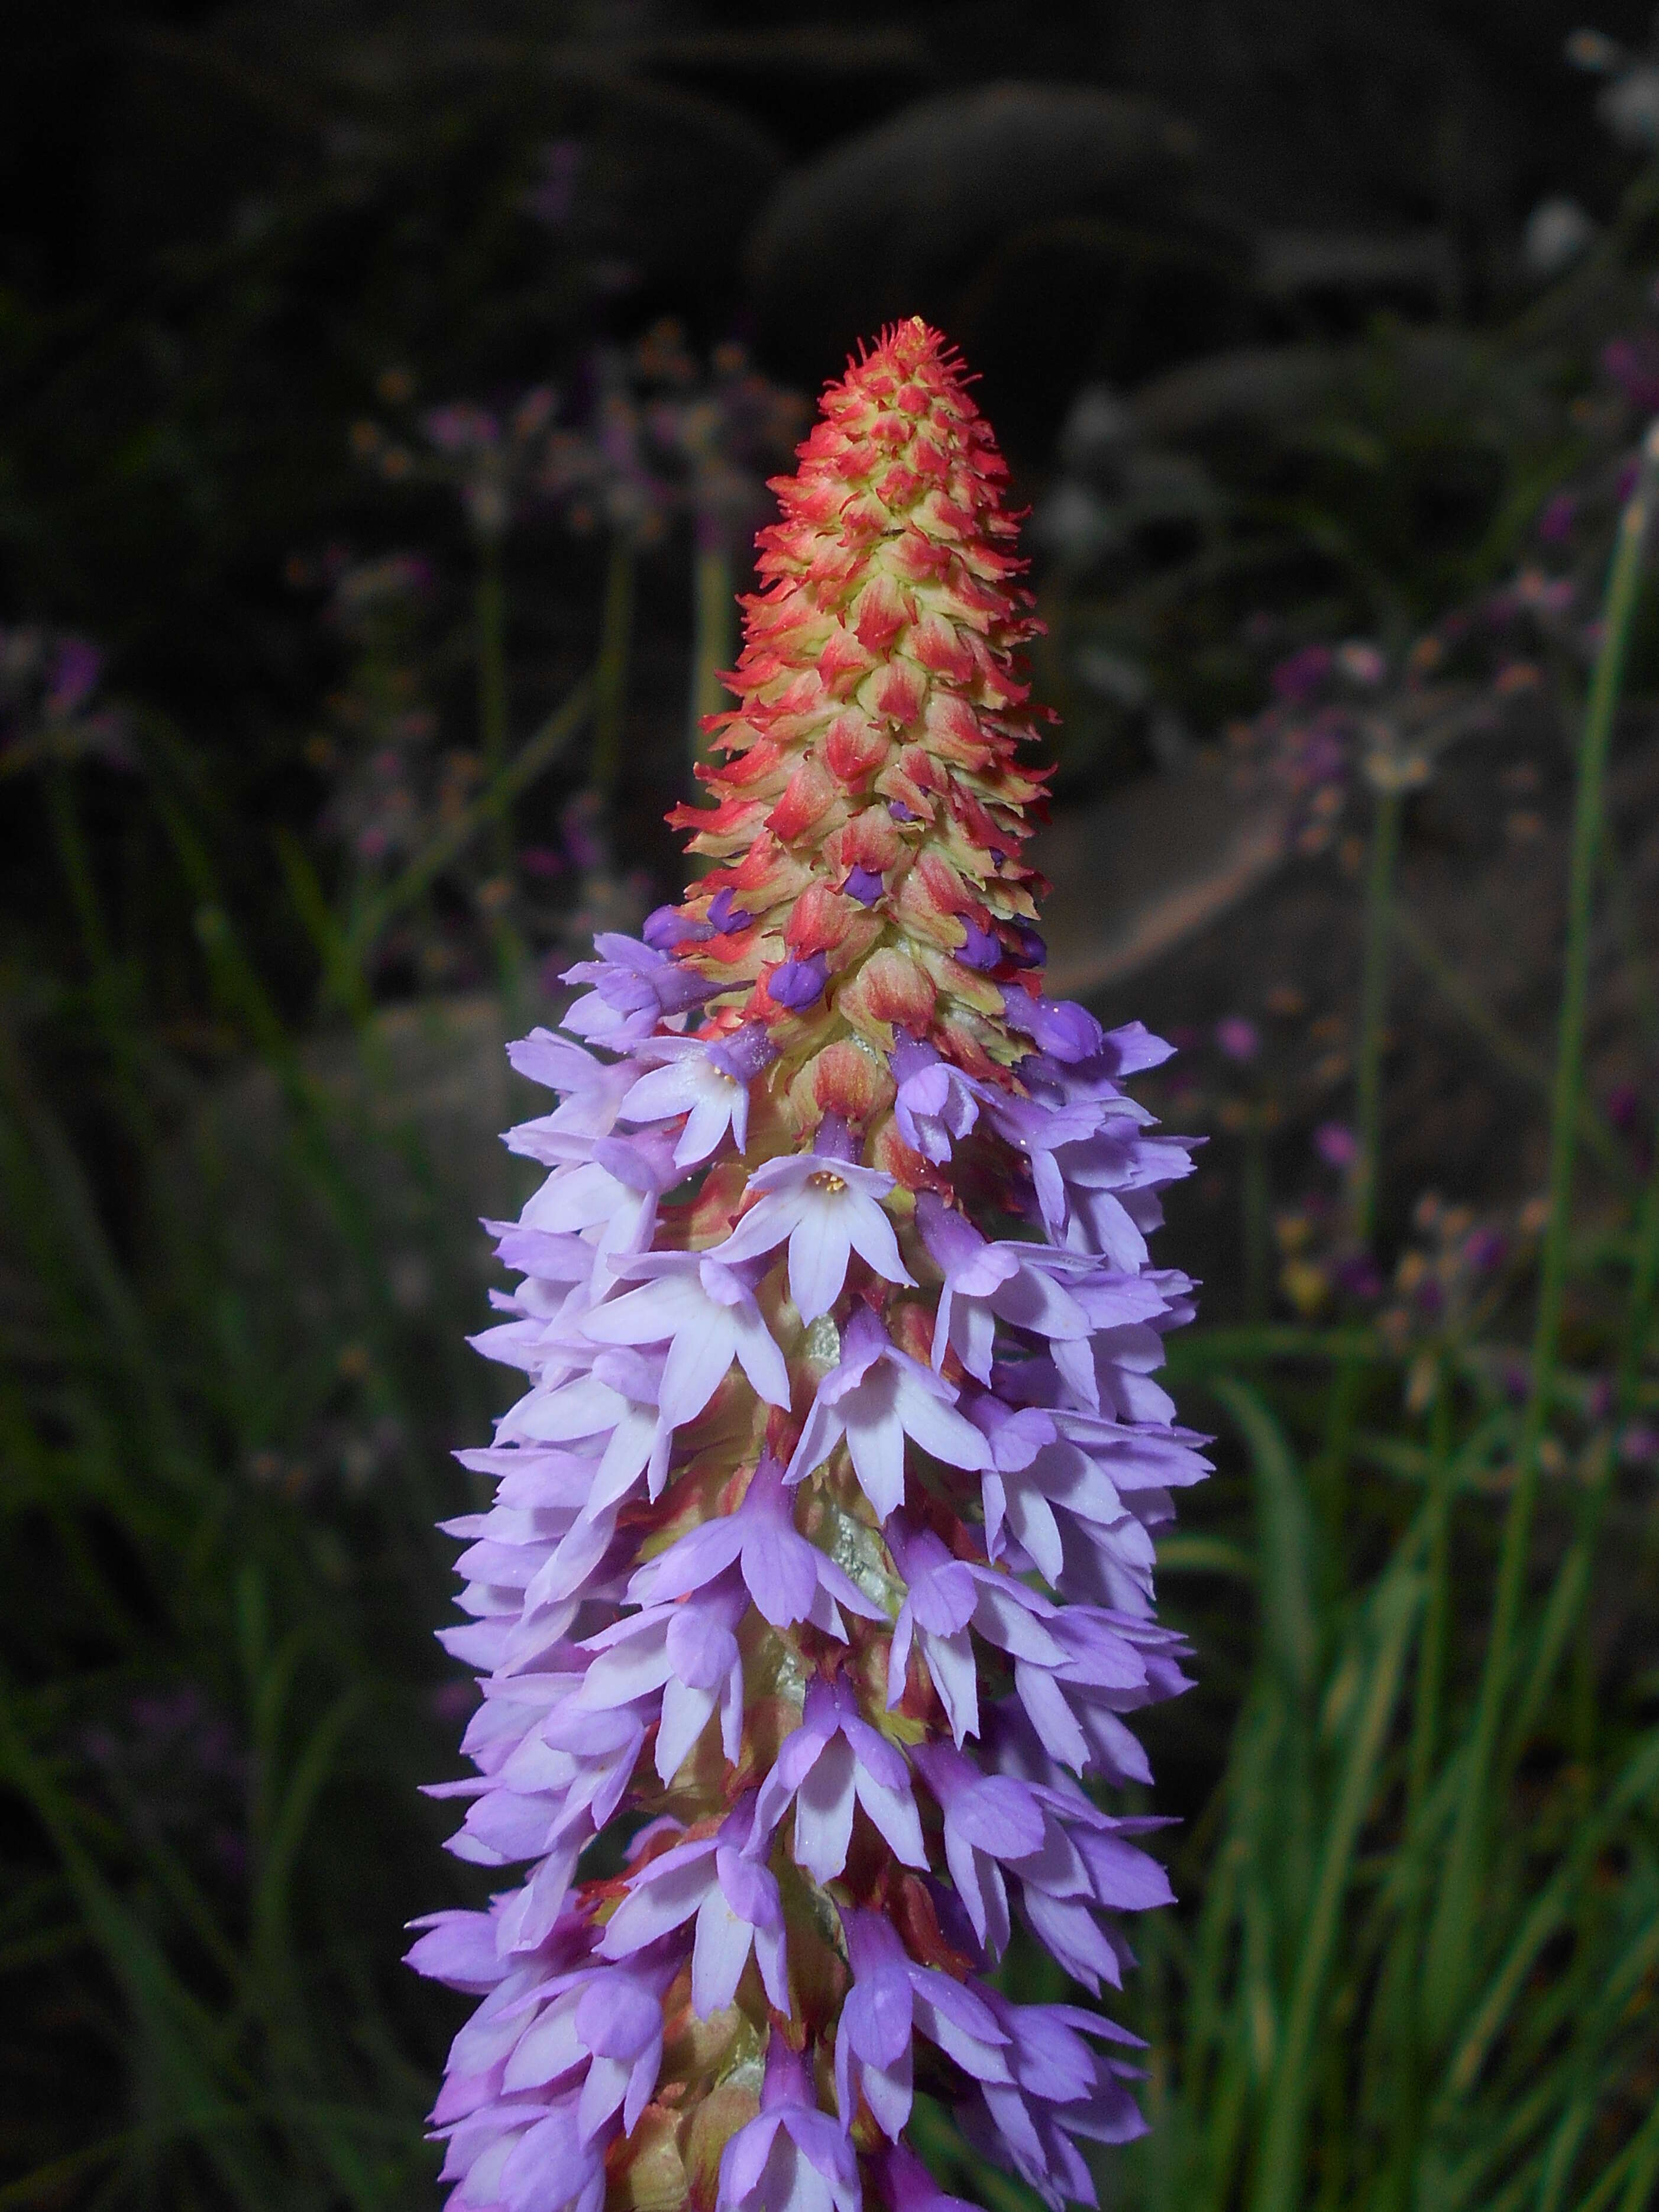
left=475, top=538, right=510, bottom=875
left=589, top=538, right=636, bottom=811
left=1424, top=416, right=1659, bottom=2045
left=1351, top=784, right=1402, bottom=1249
left=688, top=539, right=734, bottom=781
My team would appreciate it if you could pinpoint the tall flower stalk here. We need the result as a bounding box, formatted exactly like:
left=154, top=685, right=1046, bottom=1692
left=410, top=321, right=1207, bottom=2212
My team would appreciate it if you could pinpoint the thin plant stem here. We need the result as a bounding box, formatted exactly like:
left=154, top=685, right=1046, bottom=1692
left=1311, top=780, right=1403, bottom=1559
left=1424, top=418, right=1659, bottom=2047
left=1390, top=903, right=1631, bottom=1186
left=1249, top=1564, right=1420, bottom=2212
left=688, top=539, right=734, bottom=781
left=1599, top=827, right=1659, bottom=1052
left=1408, top=1356, right=1455, bottom=1819
left=686, top=536, right=735, bottom=880
left=42, top=767, right=157, bottom=1147
left=337, top=674, right=592, bottom=987
left=1243, top=1110, right=1270, bottom=1322
left=1351, top=784, right=1403, bottom=1250
left=1617, top=1153, right=1659, bottom=1406
left=588, top=537, right=636, bottom=811
left=476, top=539, right=510, bottom=875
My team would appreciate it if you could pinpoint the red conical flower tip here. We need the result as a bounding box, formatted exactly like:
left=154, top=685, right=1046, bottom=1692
left=662, top=318, right=1052, bottom=1173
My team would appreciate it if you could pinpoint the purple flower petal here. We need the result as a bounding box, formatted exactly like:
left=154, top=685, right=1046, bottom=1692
left=768, top=955, right=829, bottom=1009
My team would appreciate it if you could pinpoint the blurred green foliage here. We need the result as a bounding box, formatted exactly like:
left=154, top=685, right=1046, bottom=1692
left=3, top=6, right=1659, bottom=2210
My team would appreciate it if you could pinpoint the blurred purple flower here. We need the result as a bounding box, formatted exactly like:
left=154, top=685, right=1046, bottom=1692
left=1603, top=335, right=1659, bottom=416
left=1214, top=1016, right=1260, bottom=1064
left=1315, top=1121, right=1359, bottom=1168
left=1271, top=644, right=1334, bottom=704
left=45, top=637, right=102, bottom=720
left=526, top=141, right=583, bottom=227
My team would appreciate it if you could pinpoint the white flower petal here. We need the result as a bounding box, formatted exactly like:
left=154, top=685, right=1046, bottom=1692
left=657, top=1677, right=717, bottom=1780
left=845, top=1194, right=914, bottom=1290
left=691, top=1886, right=756, bottom=2017
left=850, top=1763, right=927, bottom=1867
left=600, top=1853, right=716, bottom=1957
left=659, top=1305, right=738, bottom=1426
left=892, top=1371, right=991, bottom=1473
left=919, top=1625, right=979, bottom=1745
left=846, top=1392, right=907, bottom=1521
left=731, top=1304, right=791, bottom=1409
left=794, top=1734, right=856, bottom=1882
left=788, top=1203, right=852, bottom=1322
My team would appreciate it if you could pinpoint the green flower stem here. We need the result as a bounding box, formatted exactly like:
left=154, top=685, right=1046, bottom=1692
left=476, top=539, right=511, bottom=876
left=1407, top=1358, right=1455, bottom=1820
left=1249, top=1563, right=1420, bottom=2212
left=1618, top=1153, right=1659, bottom=1408
left=685, top=539, right=735, bottom=879
left=1424, top=417, right=1659, bottom=2048
left=1312, top=779, right=1403, bottom=1559
left=1351, top=783, right=1403, bottom=1250
left=339, top=675, right=592, bottom=985
left=43, top=765, right=157, bottom=1146
left=1390, top=903, right=1631, bottom=1187
left=688, top=541, right=735, bottom=779
left=1241, top=1108, right=1271, bottom=1323
left=588, top=538, right=636, bottom=811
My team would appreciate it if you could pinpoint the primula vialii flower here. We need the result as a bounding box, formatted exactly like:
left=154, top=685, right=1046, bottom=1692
left=410, top=319, right=1207, bottom=2212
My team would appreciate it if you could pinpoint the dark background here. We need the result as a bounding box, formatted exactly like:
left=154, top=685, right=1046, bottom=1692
left=2, top=0, right=1652, bottom=877
left=5, top=7, right=1659, bottom=2209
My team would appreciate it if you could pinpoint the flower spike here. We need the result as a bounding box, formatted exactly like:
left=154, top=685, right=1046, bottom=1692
left=414, top=318, right=1206, bottom=2212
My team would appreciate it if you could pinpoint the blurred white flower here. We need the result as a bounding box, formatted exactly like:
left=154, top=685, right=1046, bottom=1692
left=1523, top=197, right=1599, bottom=280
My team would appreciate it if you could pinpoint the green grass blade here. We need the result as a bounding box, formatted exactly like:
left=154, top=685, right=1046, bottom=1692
left=1426, top=418, right=1659, bottom=2047
left=1211, top=1377, right=1318, bottom=1702
left=1249, top=1564, right=1421, bottom=2212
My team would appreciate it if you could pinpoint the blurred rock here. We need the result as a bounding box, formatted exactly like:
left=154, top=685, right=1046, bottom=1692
left=1130, top=344, right=1340, bottom=447
left=744, top=81, right=1248, bottom=439
left=1254, top=227, right=1461, bottom=321
left=1522, top=196, right=1599, bottom=280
